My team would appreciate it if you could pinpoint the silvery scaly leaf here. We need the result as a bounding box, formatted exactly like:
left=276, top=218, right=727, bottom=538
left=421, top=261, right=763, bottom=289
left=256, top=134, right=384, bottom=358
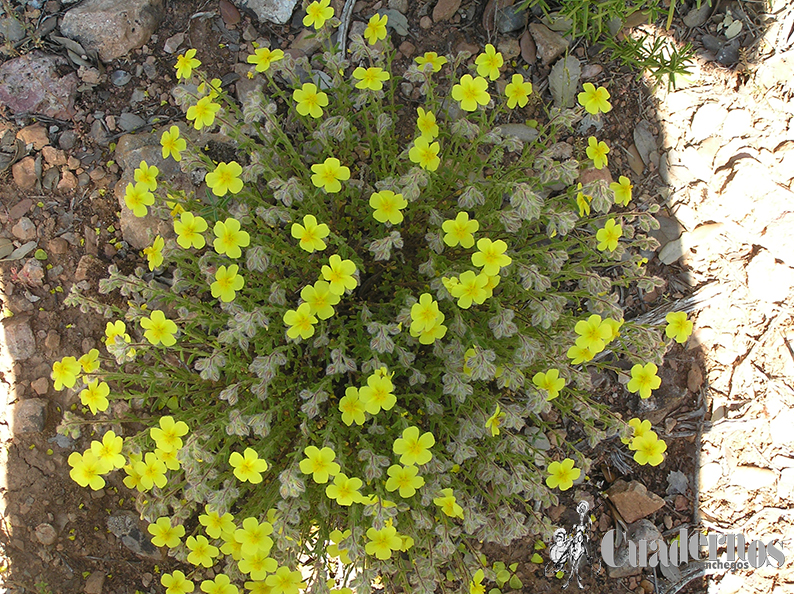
left=549, top=55, right=581, bottom=108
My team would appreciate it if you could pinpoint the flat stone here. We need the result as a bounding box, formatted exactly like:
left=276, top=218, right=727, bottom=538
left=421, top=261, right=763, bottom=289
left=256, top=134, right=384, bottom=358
left=118, top=112, right=146, bottom=132
left=107, top=511, right=161, bottom=558
left=237, top=0, right=300, bottom=24
left=31, top=377, right=49, bottom=395
left=388, top=0, right=408, bottom=12
left=11, top=217, right=37, bottom=242
left=496, top=4, right=528, bottom=33
left=721, top=109, right=752, bottom=138
left=84, top=570, right=105, bottom=594
left=0, top=52, right=78, bottom=119
left=3, top=319, right=36, bottom=361
left=75, top=254, right=103, bottom=282
left=683, top=1, right=712, bottom=27
left=497, top=37, right=520, bottom=61
left=58, top=170, right=79, bottom=193
left=529, top=23, right=568, bottom=65
left=579, top=166, right=613, bottom=185
left=42, top=146, right=68, bottom=167
left=699, top=462, right=722, bottom=492
left=12, top=157, right=38, bottom=191
left=519, top=29, right=536, bottom=64
left=649, top=214, right=683, bottom=246
left=398, top=41, right=416, bottom=58
left=433, top=0, right=462, bottom=22
left=690, top=102, right=727, bottom=143
left=61, top=0, right=164, bottom=62
left=12, top=398, right=48, bottom=434
left=687, top=364, right=703, bottom=392
left=606, top=480, right=665, bottom=524
left=777, top=468, right=794, bottom=500
left=35, top=523, right=58, bottom=546
left=606, top=519, right=663, bottom=578
left=746, top=250, right=794, bottom=303
left=731, top=466, right=777, bottom=490
left=48, top=237, right=70, bottom=255
left=8, top=199, right=34, bottom=220
left=499, top=123, right=539, bottom=143
left=633, top=120, right=656, bottom=166
left=17, top=124, right=50, bottom=150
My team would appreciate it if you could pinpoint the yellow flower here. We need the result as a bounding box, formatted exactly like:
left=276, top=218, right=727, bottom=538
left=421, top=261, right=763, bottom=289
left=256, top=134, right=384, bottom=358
left=51, top=356, right=81, bottom=391
left=213, top=218, right=250, bottom=258
left=574, top=314, right=611, bottom=354
left=359, top=373, right=396, bottom=415
left=369, top=190, right=408, bottom=224
left=504, top=73, right=533, bottom=109
left=475, top=44, right=503, bottom=80
left=623, top=418, right=653, bottom=447
left=485, top=403, right=505, bottom=436
left=293, top=83, right=329, bottom=118
left=78, top=349, right=100, bottom=374
left=140, top=310, right=178, bottom=347
left=199, top=506, right=236, bottom=539
left=321, top=254, right=357, bottom=295
left=364, top=13, right=388, bottom=45
left=124, top=182, right=154, bottom=218
left=234, top=517, right=274, bottom=557
left=300, top=281, right=340, bottom=320
left=596, top=218, right=622, bottom=252
left=415, top=51, right=448, bottom=72
left=452, top=74, right=490, bottom=111
left=433, top=488, right=464, bottom=518
left=303, top=0, right=334, bottom=29
left=229, top=448, right=268, bottom=484
left=352, top=66, right=390, bottom=91
left=206, top=161, right=244, bottom=197
left=299, top=446, right=340, bottom=484
left=134, top=452, right=168, bottom=491
left=566, top=343, right=594, bottom=364
left=311, top=157, right=350, bottom=193
left=150, top=415, right=189, bottom=452
left=211, top=264, right=245, bottom=303
left=409, top=312, right=447, bottom=345
left=148, top=517, right=185, bottom=548
left=416, top=106, right=439, bottom=140
left=283, top=303, right=317, bottom=340
left=198, top=78, right=222, bottom=99
left=160, top=125, right=186, bottom=161
left=156, top=447, right=181, bottom=470
left=325, top=472, right=364, bottom=506
left=410, top=293, right=440, bottom=333
left=575, top=182, right=592, bottom=217
left=365, top=526, right=402, bottom=560
left=143, top=235, right=165, bottom=271
left=134, top=160, right=159, bottom=192
left=577, top=82, right=612, bottom=114
left=186, top=96, right=221, bottom=130
left=161, top=570, right=194, bottom=594
left=470, top=569, right=486, bottom=594
left=393, top=426, right=435, bottom=466
left=80, top=380, right=110, bottom=414
left=265, top=566, right=306, bottom=594
left=586, top=136, right=609, bottom=169
left=602, top=317, right=623, bottom=342
left=633, top=433, right=667, bottom=466
left=532, top=369, right=566, bottom=400
left=291, top=214, right=330, bottom=252
left=610, top=175, right=633, bottom=206
left=385, top=464, right=425, bottom=498
left=186, top=534, right=219, bottom=568
left=105, top=320, right=131, bottom=346
left=450, top=270, right=489, bottom=309
left=174, top=212, right=208, bottom=249
left=442, top=212, right=479, bottom=248
left=68, top=451, right=110, bottom=490
left=409, top=136, right=440, bottom=171
left=339, top=386, right=366, bottom=426
left=247, top=47, right=284, bottom=72
left=546, top=458, right=580, bottom=491
left=471, top=237, right=511, bottom=275
left=665, top=311, right=693, bottom=344
left=175, top=48, right=201, bottom=79
left=627, top=362, right=662, bottom=399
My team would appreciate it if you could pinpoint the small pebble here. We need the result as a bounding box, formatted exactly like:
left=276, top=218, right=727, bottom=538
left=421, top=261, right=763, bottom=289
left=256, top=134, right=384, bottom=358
left=111, top=70, right=132, bottom=87
left=420, top=16, right=432, bottom=29
left=35, top=523, right=58, bottom=546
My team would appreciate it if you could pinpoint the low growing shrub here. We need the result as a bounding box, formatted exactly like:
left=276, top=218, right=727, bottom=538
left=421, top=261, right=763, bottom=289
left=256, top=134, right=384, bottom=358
left=61, top=7, right=690, bottom=594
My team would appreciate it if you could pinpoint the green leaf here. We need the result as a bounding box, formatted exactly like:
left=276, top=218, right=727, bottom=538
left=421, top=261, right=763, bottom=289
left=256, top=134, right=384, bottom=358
left=509, top=575, right=523, bottom=590
left=556, top=570, right=565, bottom=579
left=531, top=553, right=543, bottom=563
left=34, top=249, right=47, bottom=260
left=166, top=396, right=179, bottom=411
left=445, top=571, right=454, bottom=582
left=496, top=569, right=510, bottom=586
left=508, top=563, right=518, bottom=572
left=492, top=562, right=505, bottom=572
left=534, top=540, right=546, bottom=550
left=489, top=589, right=501, bottom=594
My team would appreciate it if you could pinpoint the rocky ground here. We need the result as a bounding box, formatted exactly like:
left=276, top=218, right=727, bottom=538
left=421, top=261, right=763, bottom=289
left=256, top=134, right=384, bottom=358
left=0, top=0, right=793, bottom=593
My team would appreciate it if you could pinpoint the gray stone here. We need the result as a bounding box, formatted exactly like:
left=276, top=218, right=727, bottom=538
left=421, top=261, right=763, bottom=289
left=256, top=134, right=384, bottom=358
left=0, top=17, right=26, bottom=43
left=12, top=398, right=48, bottom=434
left=59, top=130, right=77, bottom=150
left=388, top=0, right=408, bottom=13
left=606, top=480, right=665, bottom=524
left=633, top=120, right=656, bottom=166
left=548, top=55, right=581, bottom=108
left=683, top=1, right=712, bottom=28
left=107, top=511, right=161, bottom=558
left=529, top=23, right=568, bottom=65
left=3, top=319, right=36, bottom=361
left=0, top=53, right=78, bottom=119
left=607, top=519, right=663, bottom=578
left=497, top=37, right=520, bottom=61
left=163, top=32, right=184, bottom=54
left=35, top=523, right=58, bottom=546
left=649, top=214, right=683, bottom=246
left=237, top=0, right=300, bottom=25
left=60, top=0, right=165, bottom=62
left=379, top=9, right=409, bottom=36
left=496, top=5, right=528, bottom=34
left=11, top=217, right=37, bottom=242
left=498, top=123, right=539, bottom=143
left=110, top=70, right=132, bottom=87
left=118, top=112, right=146, bottom=132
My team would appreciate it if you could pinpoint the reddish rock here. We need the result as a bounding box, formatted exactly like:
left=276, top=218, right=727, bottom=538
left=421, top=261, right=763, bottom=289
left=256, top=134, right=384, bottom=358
left=42, top=146, right=67, bottom=167
left=433, top=0, right=461, bottom=22
left=9, top=199, right=33, bottom=220
left=579, top=166, right=614, bottom=186
left=399, top=41, right=416, bottom=58
left=520, top=29, right=536, bottom=64
left=0, top=52, right=78, bottom=119
left=58, top=170, right=78, bottom=193
left=606, top=480, right=665, bottom=524
left=48, top=237, right=70, bottom=254
left=17, top=124, right=50, bottom=150
left=12, top=156, right=38, bottom=190
left=75, top=254, right=102, bottom=281
left=419, top=15, right=433, bottom=29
